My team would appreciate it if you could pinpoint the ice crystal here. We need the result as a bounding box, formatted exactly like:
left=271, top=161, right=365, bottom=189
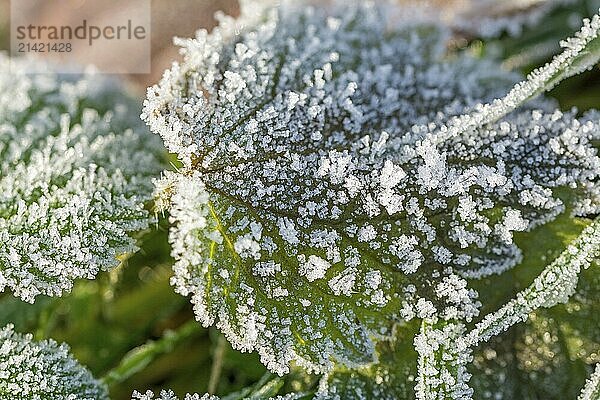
left=131, top=390, right=303, bottom=400
left=0, top=55, right=163, bottom=302
left=0, top=324, right=108, bottom=400
left=132, top=391, right=215, bottom=400
left=578, top=364, right=600, bottom=400
left=144, top=0, right=600, bottom=376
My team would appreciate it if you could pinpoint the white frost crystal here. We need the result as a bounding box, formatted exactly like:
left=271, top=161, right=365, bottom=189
left=0, top=55, right=163, bottom=303
left=132, top=391, right=216, bottom=400
left=131, top=390, right=303, bottom=400
left=415, top=320, right=474, bottom=400
left=0, top=324, right=108, bottom=399
left=144, top=0, right=600, bottom=377
left=578, top=364, right=600, bottom=400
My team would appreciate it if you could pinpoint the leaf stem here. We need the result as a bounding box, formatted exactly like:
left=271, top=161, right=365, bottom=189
left=208, top=333, right=227, bottom=394
left=101, top=319, right=200, bottom=387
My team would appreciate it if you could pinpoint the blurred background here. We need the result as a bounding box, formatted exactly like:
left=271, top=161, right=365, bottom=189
left=0, top=0, right=599, bottom=399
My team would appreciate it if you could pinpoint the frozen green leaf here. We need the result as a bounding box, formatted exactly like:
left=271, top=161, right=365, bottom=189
left=0, top=324, right=108, bottom=400
left=144, top=1, right=600, bottom=377
left=0, top=55, right=164, bottom=303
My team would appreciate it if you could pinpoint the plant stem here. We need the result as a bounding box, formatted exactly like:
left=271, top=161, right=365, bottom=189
left=208, top=333, right=227, bottom=394
left=101, top=319, right=200, bottom=387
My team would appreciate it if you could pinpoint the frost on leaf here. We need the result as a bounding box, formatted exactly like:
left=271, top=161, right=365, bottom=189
left=0, top=55, right=163, bottom=303
left=0, top=324, right=108, bottom=399
left=132, top=391, right=217, bottom=400
left=144, top=1, right=600, bottom=375
left=131, top=389, right=305, bottom=400
left=578, top=364, right=600, bottom=400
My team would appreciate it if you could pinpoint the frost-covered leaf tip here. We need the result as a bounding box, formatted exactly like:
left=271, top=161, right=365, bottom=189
left=131, top=390, right=304, bottom=400
left=132, top=391, right=215, bottom=400
left=0, top=324, right=108, bottom=400
left=144, top=0, right=600, bottom=376
left=0, top=55, right=164, bottom=303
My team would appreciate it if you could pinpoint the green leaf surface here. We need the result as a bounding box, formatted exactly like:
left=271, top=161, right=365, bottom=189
left=143, top=1, right=600, bottom=378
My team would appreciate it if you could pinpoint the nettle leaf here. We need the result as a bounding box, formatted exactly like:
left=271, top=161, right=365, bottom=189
left=0, top=324, right=108, bottom=399
left=0, top=55, right=164, bottom=303
left=144, top=1, right=600, bottom=375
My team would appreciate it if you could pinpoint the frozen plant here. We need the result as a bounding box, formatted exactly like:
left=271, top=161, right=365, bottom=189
left=0, top=55, right=163, bottom=396
left=0, top=0, right=598, bottom=399
left=0, top=324, right=108, bottom=400
left=0, top=55, right=163, bottom=303
left=133, top=0, right=600, bottom=398
left=131, top=390, right=305, bottom=400
left=578, top=364, right=600, bottom=400
left=143, top=0, right=600, bottom=384
left=132, top=391, right=216, bottom=400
